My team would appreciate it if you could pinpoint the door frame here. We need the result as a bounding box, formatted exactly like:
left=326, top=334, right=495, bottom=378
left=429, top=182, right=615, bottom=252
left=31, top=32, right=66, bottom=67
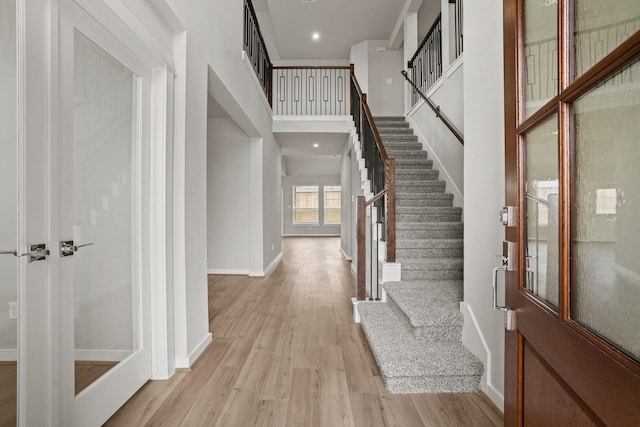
left=48, top=0, right=175, bottom=424
left=502, top=0, right=640, bottom=425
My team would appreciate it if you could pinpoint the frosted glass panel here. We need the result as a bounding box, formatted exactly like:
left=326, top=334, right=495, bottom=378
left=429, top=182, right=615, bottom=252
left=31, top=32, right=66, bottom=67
left=523, top=0, right=558, bottom=118
left=524, top=115, right=559, bottom=308
left=0, top=0, right=17, bottom=423
left=73, top=31, right=138, bottom=393
left=574, top=0, right=640, bottom=79
left=572, top=58, right=640, bottom=361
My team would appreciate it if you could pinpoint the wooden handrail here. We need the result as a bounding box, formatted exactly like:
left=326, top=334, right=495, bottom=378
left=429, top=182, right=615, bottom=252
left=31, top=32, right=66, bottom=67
left=365, top=188, right=388, bottom=207
left=401, top=70, right=464, bottom=144
left=409, top=13, right=442, bottom=67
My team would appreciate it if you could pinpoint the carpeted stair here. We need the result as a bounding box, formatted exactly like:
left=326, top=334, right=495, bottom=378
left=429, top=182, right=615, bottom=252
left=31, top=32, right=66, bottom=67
left=357, top=116, right=482, bottom=394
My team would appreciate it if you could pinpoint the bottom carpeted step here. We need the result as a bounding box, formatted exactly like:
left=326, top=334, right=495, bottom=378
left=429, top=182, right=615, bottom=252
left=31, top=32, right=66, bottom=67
left=358, top=302, right=482, bottom=393
left=384, top=281, right=464, bottom=343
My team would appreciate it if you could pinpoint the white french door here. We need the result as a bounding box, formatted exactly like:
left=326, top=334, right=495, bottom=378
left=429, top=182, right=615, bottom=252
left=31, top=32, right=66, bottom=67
left=56, top=2, right=156, bottom=425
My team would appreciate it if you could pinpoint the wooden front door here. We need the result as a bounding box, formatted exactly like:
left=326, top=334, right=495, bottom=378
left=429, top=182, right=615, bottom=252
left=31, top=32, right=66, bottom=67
left=503, top=0, right=640, bottom=425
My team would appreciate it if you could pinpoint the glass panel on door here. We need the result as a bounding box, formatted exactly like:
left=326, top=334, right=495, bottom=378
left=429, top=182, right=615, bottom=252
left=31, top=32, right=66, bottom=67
left=571, top=58, right=640, bottom=361
left=574, top=0, right=640, bottom=79
left=524, top=114, right=560, bottom=309
left=72, top=31, right=139, bottom=394
left=0, top=0, right=18, bottom=423
left=522, top=0, right=558, bottom=119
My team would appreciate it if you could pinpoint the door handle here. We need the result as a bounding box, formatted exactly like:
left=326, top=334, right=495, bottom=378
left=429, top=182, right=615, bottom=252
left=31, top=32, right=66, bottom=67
left=492, top=253, right=516, bottom=331
left=60, top=241, right=94, bottom=257
left=0, top=244, right=50, bottom=262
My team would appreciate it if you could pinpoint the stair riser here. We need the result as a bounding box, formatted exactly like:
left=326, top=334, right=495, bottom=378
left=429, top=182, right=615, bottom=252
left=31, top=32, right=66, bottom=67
left=381, top=136, right=419, bottom=142
left=383, top=142, right=423, bottom=150
left=397, top=248, right=463, bottom=258
left=402, top=270, right=463, bottom=280
left=397, top=186, right=446, bottom=194
left=378, top=128, right=413, bottom=134
left=397, top=199, right=453, bottom=208
left=395, top=239, right=463, bottom=249
left=383, top=375, right=481, bottom=394
left=397, top=229, right=463, bottom=239
left=396, top=173, right=440, bottom=181
left=387, top=150, right=429, bottom=158
left=395, top=160, right=434, bottom=168
left=397, top=213, right=462, bottom=222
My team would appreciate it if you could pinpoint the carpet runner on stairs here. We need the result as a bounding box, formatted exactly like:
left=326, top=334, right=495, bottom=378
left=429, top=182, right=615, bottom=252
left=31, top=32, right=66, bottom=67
left=357, top=116, right=482, bottom=394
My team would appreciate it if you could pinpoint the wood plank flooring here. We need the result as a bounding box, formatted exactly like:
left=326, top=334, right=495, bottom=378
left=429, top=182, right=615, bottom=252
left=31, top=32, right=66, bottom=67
left=105, top=237, right=503, bottom=426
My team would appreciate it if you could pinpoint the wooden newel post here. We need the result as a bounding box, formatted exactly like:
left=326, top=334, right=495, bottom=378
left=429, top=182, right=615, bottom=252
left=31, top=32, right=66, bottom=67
left=356, top=195, right=366, bottom=301
left=386, top=158, right=396, bottom=263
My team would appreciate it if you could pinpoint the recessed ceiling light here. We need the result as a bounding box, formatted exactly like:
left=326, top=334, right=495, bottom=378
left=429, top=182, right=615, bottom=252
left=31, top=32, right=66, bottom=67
left=313, top=143, right=319, bottom=148
left=311, top=32, right=320, bottom=41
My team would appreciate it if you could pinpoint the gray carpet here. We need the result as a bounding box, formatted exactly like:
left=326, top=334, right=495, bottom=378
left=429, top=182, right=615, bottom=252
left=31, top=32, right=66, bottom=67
left=357, top=116, right=482, bottom=394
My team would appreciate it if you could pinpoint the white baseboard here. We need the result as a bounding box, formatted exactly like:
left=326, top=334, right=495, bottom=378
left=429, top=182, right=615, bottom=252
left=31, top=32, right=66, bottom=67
left=460, top=302, right=504, bottom=412
left=207, top=268, right=250, bottom=275
left=75, top=349, right=131, bottom=362
left=351, top=297, right=360, bottom=323
left=175, top=332, right=212, bottom=369
left=264, top=252, right=283, bottom=277
left=0, top=349, right=17, bottom=362
left=340, top=247, right=352, bottom=261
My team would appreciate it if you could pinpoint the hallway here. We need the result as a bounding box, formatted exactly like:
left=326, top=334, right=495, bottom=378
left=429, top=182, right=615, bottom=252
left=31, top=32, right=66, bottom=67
left=105, top=237, right=502, bottom=426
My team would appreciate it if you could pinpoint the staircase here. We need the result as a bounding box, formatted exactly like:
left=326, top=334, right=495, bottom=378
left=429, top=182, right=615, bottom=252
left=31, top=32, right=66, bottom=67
left=357, top=116, right=482, bottom=394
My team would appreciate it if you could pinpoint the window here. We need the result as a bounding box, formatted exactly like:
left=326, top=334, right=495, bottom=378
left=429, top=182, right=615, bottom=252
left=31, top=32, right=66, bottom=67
left=293, top=186, right=318, bottom=224
left=324, top=186, right=341, bottom=225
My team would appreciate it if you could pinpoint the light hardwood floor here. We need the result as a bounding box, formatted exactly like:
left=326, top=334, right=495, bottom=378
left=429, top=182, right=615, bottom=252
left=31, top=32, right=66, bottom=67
left=105, top=237, right=503, bottom=426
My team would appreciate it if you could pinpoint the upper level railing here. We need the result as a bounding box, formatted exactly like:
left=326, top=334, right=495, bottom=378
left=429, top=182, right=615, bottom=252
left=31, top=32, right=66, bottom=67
left=404, top=12, right=463, bottom=144
left=243, top=0, right=272, bottom=100
left=351, top=66, right=396, bottom=301
left=449, top=0, right=463, bottom=60
left=407, top=14, right=442, bottom=107
left=272, top=66, right=350, bottom=115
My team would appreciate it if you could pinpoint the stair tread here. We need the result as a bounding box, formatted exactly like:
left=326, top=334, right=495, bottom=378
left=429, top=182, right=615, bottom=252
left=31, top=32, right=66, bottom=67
left=396, top=238, right=463, bottom=248
left=397, top=206, right=461, bottom=212
left=384, top=281, right=464, bottom=328
left=399, top=258, right=464, bottom=268
left=397, top=221, right=463, bottom=229
left=358, top=302, right=483, bottom=381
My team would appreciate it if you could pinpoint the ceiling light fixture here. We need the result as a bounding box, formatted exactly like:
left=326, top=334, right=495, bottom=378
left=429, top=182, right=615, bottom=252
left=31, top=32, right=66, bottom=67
left=313, top=143, right=319, bottom=148
left=311, top=32, right=320, bottom=41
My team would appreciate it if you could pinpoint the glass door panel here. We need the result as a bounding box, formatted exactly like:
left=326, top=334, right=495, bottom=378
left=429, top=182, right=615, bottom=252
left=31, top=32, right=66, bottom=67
left=72, top=30, right=139, bottom=394
left=0, top=0, right=18, bottom=423
left=524, top=114, right=560, bottom=308
left=574, top=0, right=640, bottom=79
left=571, top=58, right=640, bottom=361
left=522, top=0, right=558, bottom=118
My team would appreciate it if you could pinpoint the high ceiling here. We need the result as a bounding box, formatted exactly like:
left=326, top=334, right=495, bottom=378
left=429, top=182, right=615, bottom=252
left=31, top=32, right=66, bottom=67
left=252, top=0, right=406, bottom=60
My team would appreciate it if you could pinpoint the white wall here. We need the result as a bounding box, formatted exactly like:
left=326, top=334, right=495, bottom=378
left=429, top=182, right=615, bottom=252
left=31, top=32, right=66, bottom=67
left=340, top=144, right=352, bottom=259
left=350, top=40, right=368, bottom=93
left=207, top=118, right=251, bottom=274
left=462, top=0, right=506, bottom=411
left=417, top=0, right=441, bottom=42
left=167, top=0, right=282, bottom=362
left=406, top=62, right=464, bottom=206
left=349, top=40, right=404, bottom=117
left=282, top=175, right=341, bottom=236
left=367, top=41, right=404, bottom=116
